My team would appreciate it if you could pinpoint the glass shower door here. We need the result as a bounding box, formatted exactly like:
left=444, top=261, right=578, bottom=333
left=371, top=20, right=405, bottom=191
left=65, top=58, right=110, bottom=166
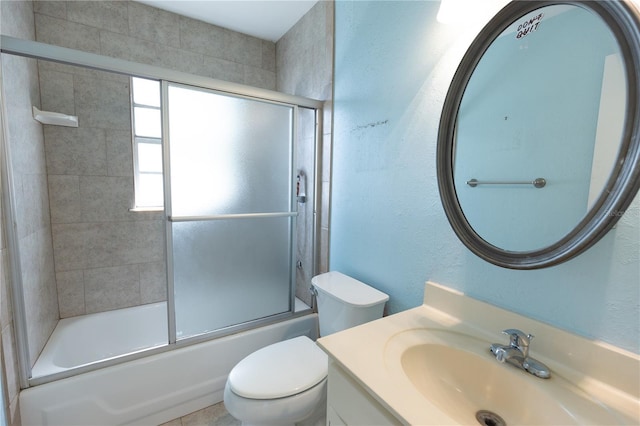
left=165, top=83, right=295, bottom=340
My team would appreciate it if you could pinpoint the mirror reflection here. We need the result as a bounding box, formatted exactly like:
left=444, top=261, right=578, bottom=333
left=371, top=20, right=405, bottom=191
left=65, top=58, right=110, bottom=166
left=454, top=4, right=625, bottom=251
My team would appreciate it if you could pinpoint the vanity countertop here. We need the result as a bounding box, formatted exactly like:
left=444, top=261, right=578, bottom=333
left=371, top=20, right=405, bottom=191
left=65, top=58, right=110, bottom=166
left=317, top=282, right=640, bottom=425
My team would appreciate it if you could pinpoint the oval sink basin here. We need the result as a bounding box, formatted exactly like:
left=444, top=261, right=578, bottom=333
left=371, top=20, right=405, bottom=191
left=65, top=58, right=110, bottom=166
left=386, top=329, right=624, bottom=425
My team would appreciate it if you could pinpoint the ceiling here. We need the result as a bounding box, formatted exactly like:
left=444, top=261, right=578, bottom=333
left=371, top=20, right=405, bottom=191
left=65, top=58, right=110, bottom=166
left=135, top=0, right=318, bottom=42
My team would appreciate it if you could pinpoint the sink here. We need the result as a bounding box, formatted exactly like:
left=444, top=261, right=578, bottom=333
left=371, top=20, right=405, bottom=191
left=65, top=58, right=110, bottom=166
left=385, top=329, right=624, bottom=425
left=320, top=283, right=639, bottom=425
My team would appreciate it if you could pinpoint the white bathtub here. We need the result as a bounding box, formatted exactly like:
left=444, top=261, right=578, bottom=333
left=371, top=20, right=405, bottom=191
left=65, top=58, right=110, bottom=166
left=21, top=300, right=317, bottom=425
left=32, top=302, right=169, bottom=378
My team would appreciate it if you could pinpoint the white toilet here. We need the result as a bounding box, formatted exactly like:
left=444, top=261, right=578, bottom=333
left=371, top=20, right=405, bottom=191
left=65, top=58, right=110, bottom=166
left=223, top=271, right=389, bottom=426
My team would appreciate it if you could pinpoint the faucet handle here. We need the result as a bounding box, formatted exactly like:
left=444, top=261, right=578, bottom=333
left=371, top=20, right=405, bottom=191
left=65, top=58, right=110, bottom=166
left=502, top=329, right=534, bottom=356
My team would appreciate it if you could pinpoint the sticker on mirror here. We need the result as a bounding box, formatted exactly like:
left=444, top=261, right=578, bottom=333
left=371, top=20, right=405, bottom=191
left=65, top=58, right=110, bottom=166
left=516, top=13, right=544, bottom=39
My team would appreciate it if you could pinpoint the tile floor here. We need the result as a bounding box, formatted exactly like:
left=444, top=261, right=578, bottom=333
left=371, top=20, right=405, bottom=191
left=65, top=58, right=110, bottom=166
left=160, top=402, right=240, bottom=426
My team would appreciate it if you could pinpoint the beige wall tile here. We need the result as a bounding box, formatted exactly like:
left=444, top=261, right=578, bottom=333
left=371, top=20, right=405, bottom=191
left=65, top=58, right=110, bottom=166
left=99, top=30, right=158, bottom=65
left=200, top=57, right=244, bottom=84
left=74, top=74, right=131, bottom=130
left=1, top=0, right=36, bottom=39
left=56, top=270, right=85, bottom=317
left=140, top=261, right=167, bottom=304
left=66, top=1, right=129, bottom=35
left=84, top=264, right=140, bottom=313
left=1, top=252, right=12, bottom=328
left=179, top=16, right=229, bottom=60
left=262, top=41, right=276, bottom=73
left=276, top=1, right=333, bottom=100
left=33, top=1, right=67, bottom=19
left=38, top=59, right=125, bottom=82
left=2, top=56, right=46, bottom=176
left=44, top=127, right=107, bottom=176
left=34, top=13, right=101, bottom=54
left=16, top=172, right=52, bottom=237
left=79, top=176, right=134, bottom=222
left=20, top=228, right=58, bottom=366
left=277, top=0, right=333, bottom=290
left=243, top=65, right=276, bottom=91
left=39, top=69, right=75, bottom=116
left=154, top=46, right=204, bottom=76
left=1, top=323, right=19, bottom=411
left=106, top=129, right=134, bottom=177
left=320, top=228, right=329, bottom=273
left=52, top=221, right=164, bottom=271
left=127, top=1, right=180, bottom=48
left=3, top=30, right=60, bottom=373
left=226, top=31, right=262, bottom=68
left=48, top=175, right=82, bottom=224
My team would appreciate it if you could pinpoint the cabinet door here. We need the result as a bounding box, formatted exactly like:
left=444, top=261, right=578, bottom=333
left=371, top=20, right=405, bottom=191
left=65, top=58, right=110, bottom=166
left=327, top=406, right=347, bottom=426
left=327, top=361, right=402, bottom=425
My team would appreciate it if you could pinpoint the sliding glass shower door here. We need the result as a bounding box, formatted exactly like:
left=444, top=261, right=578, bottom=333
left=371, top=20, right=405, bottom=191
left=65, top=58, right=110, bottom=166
left=165, top=83, right=296, bottom=340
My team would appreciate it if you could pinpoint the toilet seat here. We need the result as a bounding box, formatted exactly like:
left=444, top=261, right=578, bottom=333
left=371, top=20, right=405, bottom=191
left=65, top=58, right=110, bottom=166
left=224, top=377, right=327, bottom=426
left=228, top=336, right=328, bottom=399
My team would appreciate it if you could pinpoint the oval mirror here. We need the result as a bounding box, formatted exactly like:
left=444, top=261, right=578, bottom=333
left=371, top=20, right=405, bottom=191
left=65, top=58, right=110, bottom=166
left=437, top=0, right=640, bottom=269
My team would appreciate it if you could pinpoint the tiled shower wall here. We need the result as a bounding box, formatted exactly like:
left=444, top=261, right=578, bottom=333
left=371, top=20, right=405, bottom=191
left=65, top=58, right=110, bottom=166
left=0, top=2, right=333, bottom=419
left=277, top=1, right=334, bottom=306
left=41, top=62, right=166, bottom=317
left=36, top=0, right=334, bottom=317
left=1, top=50, right=58, bottom=386
left=33, top=1, right=277, bottom=88
left=1, top=1, right=56, bottom=423
left=33, top=0, right=279, bottom=318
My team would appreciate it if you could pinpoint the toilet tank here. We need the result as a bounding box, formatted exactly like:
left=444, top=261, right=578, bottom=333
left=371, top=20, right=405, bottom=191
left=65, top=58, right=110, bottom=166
left=311, top=271, right=389, bottom=337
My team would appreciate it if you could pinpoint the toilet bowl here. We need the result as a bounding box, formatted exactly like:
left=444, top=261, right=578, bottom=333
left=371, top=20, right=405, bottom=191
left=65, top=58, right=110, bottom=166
left=224, top=271, right=389, bottom=426
left=223, top=336, right=327, bottom=426
left=223, top=377, right=326, bottom=426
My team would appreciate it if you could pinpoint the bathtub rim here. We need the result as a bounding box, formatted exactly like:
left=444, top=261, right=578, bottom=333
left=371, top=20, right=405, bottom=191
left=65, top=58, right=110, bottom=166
left=28, top=304, right=314, bottom=387
left=20, top=311, right=320, bottom=426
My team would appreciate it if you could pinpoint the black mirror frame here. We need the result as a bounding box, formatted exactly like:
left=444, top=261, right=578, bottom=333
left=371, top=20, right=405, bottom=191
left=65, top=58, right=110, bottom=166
left=437, top=0, right=640, bottom=269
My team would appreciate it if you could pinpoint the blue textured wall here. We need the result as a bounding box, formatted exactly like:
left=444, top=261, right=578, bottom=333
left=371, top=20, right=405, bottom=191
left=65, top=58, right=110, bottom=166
left=330, top=1, right=640, bottom=353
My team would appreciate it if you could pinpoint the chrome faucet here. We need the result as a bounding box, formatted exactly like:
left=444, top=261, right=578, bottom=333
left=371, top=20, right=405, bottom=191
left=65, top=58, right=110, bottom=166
left=490, top=329, right=551, bottom=379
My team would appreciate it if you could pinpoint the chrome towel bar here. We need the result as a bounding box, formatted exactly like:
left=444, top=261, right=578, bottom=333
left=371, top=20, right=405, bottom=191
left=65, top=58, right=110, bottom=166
left=466, top=178, right=547, bottom=188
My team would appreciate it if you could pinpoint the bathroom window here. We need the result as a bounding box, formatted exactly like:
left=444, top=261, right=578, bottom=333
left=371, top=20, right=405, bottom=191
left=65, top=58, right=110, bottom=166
left=131, top=77, right=164, bottom=208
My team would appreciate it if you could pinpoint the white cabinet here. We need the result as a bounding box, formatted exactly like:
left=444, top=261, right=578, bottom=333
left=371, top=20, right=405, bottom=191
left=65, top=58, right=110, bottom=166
left=326, top=360, right=402, bottom=426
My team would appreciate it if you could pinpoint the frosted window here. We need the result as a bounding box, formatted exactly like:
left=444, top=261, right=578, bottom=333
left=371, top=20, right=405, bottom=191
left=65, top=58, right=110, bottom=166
left=132, top=77, right=160, bottom=107
left=131, top=77, right=163, bottom=208
left=137, top=142, right=163, bottom=173
left=167, top=84, right=293, bottom=217
left=134, top=107, right=162, bottom=138
left=136, top=174, right=164, bottom=207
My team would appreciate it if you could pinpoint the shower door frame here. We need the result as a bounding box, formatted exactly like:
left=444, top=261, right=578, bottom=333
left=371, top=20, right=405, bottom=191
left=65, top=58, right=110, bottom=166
left=162, top=81, right=300, bottom=345
left=0, top=35, right=324, bottom=387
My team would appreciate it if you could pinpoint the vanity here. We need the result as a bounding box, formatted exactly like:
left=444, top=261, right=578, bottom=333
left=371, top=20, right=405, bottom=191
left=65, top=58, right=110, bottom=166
left=317, top=282, right=640, bottom=425
left=317, top=0, right=640, bottom=423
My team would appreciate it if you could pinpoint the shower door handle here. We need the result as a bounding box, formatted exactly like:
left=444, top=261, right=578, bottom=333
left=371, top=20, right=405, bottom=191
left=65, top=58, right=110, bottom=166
left=168, top=212, right=298, bottom=222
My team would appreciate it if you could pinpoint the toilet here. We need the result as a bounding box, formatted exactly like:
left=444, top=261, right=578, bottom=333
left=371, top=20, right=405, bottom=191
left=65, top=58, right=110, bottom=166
left=223, top=271, right=389, bottom=426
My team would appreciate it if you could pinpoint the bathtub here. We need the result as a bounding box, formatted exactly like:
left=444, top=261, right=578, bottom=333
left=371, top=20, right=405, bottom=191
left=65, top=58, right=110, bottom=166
left=20, top=300, right=317, bottom=425
left=31, top=302, right=169, bottom=378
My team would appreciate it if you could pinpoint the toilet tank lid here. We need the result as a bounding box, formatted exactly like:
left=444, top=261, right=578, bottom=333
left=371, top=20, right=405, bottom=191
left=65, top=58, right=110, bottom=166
left=311, top=271, right=389, bottom=307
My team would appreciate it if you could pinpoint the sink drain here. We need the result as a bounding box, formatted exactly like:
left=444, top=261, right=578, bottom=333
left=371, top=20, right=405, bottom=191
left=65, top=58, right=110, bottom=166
left=476, top=410, right=506, bottom=426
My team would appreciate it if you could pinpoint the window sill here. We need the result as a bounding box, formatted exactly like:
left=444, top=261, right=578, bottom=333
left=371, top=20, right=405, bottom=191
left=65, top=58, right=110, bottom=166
left=129, top=207, right=165, bottom=213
